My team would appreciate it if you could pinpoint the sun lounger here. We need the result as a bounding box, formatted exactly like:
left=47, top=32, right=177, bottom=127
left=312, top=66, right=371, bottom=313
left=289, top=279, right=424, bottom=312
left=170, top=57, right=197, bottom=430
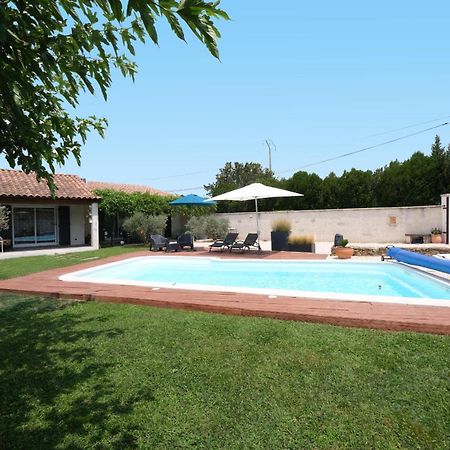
left=229, top=233, right=260, bottom=252
left=209, top=232, right=238, bottom=252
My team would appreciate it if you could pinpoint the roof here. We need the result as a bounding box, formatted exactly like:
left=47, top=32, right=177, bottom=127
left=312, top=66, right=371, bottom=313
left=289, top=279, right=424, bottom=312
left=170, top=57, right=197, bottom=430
left=0, top=169, right=99, bottom=201
left=87, top=180, right=171, bottom=196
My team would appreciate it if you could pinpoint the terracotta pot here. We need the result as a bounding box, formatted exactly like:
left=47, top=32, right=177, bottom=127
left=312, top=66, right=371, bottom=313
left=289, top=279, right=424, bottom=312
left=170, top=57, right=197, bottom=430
left=431, top=234, right=442, bottom=244
left=335, top=246, right=354, bottom=259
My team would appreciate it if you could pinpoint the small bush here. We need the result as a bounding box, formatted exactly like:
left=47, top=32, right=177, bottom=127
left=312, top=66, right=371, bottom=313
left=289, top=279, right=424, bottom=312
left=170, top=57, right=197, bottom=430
left=288, top=234, right=314, bottom=245
left=186, top=215, right=229, bottom=240
left=0, top=206, right=9, bottom=232
left=185, top=216, right=204, bottom=238
left=122, top=213, right=167, bottom=243
left=272, top=219, right=291, bottom=233
left=431, top=227, right=441, bottom=235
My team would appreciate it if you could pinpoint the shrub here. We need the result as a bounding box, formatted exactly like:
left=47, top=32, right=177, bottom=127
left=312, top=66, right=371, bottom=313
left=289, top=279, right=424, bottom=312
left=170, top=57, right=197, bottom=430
left=185, top=216, right=204, bottom=239
left=122, top=213, right=167, bottom=243
left=186, top=215, right=229, bottom=239
left=288, top=234, right=314, bottom=245
left=272, top=219, right=291, bottom=233
left=0, top=206, right=9, bottom=232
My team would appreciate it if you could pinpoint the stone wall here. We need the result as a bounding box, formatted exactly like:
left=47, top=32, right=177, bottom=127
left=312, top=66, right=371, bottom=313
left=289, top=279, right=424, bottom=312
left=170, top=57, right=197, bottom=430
left=217, top=205, right=442, bottom=243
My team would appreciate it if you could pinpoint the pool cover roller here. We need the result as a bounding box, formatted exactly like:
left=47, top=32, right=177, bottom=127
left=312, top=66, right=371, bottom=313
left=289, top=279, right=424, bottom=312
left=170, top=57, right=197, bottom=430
left=387, top=247, right=450, bottom=274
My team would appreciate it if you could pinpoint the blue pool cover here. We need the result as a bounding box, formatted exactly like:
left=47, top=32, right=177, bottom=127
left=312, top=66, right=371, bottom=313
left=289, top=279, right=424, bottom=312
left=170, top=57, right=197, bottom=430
left=387, top=247, right=450, bottom=274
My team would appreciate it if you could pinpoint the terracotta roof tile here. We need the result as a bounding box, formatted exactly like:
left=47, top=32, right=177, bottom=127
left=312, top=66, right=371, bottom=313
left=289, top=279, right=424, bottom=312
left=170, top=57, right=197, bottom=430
left=87, top=180, right=171, bottom=196
left=0, top=169, right=99, bottom=200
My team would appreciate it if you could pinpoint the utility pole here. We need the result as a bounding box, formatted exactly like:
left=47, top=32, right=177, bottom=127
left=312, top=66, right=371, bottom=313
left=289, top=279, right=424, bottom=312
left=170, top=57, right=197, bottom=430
left=264, top=139, right=276, bottom=172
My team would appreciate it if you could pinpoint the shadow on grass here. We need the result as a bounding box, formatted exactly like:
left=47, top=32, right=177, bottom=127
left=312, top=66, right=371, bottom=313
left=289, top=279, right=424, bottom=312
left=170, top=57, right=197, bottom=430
left=0, top=297, right=146, bottom=449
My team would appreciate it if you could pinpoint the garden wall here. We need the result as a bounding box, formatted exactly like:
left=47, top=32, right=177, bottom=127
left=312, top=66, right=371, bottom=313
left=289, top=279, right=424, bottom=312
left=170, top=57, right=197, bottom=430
left=217, top=205, right=442, bottom=243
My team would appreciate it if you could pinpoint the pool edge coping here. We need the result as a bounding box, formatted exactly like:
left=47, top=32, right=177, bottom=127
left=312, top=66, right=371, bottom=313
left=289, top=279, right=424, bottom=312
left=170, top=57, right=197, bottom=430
left=58, top=255, right=450, bottom=308
left=1, top=250, right=449, bottom=335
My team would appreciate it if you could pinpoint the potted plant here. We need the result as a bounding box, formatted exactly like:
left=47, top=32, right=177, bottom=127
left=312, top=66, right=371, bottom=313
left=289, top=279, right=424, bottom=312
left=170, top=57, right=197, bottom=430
left=287, top=234, right=315, bottom=253
left=431, top=227, right=443, bottom=244
left=335, top=238, right=354, bottom=259
left=271, top=219, right=291, bottom=251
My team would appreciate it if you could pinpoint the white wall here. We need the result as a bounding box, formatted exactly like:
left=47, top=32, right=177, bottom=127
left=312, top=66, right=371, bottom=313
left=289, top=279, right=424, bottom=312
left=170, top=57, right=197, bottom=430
left=90, top=202, right=99, bottom=249
left=218, top=205, right=442, bottom=243
left=70, top=205, right=86, bottom=246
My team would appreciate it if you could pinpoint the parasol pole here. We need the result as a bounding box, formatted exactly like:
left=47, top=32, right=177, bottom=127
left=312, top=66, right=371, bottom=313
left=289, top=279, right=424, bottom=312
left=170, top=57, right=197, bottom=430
left=255, top=197, right=261, bottom=250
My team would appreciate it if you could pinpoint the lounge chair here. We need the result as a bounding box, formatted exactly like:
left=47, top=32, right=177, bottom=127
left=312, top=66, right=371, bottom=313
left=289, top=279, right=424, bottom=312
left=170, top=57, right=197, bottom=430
left=149, top=234, right=169, bottom=251
left=209, top=232, right=238, bottom=252
left=177, top=233, right=194, bottom=250
left=230, top=233, right=260, bottom=252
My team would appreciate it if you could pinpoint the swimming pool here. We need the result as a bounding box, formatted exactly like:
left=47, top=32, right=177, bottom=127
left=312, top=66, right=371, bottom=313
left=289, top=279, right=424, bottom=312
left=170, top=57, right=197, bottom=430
left=59, top=256, right=450, bottom=307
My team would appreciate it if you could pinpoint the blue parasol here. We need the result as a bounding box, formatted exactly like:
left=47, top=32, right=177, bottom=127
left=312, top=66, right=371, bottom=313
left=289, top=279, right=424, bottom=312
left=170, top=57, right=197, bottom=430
left=169, top=194, right=216, bottom=206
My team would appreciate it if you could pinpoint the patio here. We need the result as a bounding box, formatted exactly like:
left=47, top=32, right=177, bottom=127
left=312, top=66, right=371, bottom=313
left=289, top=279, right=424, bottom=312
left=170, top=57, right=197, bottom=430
left=0, top=249, right=448, bottom=335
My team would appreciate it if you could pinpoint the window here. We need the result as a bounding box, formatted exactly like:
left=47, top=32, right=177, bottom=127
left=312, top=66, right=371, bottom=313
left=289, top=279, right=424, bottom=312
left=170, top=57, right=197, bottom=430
left=13, top=207, right=56, bottom=246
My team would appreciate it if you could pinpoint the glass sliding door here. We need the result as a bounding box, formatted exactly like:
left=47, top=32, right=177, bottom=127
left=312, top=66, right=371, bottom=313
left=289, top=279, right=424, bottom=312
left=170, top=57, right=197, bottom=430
left=13, top=208, right=35, bottom=245
left=36, top=208, right=56, bottom=243
left=13, top=207, right=57, bottom=247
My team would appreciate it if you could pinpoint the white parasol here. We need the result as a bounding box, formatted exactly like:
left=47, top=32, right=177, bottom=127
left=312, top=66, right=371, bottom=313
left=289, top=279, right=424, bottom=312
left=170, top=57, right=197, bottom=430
left=210, top=183, right=303, bottom=248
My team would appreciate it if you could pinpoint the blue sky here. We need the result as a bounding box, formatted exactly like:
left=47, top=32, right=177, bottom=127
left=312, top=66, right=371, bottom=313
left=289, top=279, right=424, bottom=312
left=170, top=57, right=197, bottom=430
left=4, top=1, right=450, bottom=194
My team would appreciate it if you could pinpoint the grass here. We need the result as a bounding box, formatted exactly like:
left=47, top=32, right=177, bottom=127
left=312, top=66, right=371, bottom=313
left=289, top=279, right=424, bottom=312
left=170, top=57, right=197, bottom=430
left=0, top=245, right=145, bottom=280
left=0, top=294, right=448, bottom=449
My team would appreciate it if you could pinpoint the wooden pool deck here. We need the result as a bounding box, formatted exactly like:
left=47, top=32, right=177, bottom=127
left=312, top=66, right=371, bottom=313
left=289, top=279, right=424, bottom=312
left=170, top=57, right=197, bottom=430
left=0, top=249, right=449, bottom=335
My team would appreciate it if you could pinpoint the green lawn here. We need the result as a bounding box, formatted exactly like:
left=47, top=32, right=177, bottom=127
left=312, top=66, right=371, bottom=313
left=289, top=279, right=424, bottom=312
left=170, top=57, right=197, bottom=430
left=0, top=295, right=448, bottom=449
left=0, top=245, right=145, bottom=280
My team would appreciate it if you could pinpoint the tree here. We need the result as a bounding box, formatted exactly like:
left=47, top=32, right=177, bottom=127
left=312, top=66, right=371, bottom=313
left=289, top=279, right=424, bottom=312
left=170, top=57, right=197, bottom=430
left=282, top=171, right=321, bottom=210
left=122, top=212, right=167, bottom=243
left=320, top=172, right=340, bottom=209
left=429, top=135, right=449, bottom=199
left=338, top=169, right=375, bottom=208
left=0, top=1, right=229, bottom=190
left=204, top=162, right=278, bottom=212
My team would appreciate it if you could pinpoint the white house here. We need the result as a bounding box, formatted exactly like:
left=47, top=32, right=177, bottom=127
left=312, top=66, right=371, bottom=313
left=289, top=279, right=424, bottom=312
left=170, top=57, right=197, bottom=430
left=0, top=169, right=99, bottom=250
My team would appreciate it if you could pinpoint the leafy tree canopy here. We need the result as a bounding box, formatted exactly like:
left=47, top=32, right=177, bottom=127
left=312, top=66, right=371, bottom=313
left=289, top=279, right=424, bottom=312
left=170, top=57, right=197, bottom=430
left=0, top=0, right=228, bottom=191
left=204, top=162, right=278, bottom=212
left=95, top=189, right=214, bottom=218
left=207, top=136, right=450, bottom=212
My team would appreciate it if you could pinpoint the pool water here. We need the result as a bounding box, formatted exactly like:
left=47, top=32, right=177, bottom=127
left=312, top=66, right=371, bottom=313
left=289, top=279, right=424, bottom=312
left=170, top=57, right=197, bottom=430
left=60, top=256, right=450, bottom=306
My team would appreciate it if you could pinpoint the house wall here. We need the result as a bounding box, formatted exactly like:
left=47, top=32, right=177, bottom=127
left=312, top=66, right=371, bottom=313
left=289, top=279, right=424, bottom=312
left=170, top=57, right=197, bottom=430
left=70, top=204, right=86, bottom=246
left=217, top=205, right=442, bottom=243
left=171, top=214, right=187, bottom=238
left=90, top=202, right=99, bottom=249
left=0, top=201, right=97, bottom=249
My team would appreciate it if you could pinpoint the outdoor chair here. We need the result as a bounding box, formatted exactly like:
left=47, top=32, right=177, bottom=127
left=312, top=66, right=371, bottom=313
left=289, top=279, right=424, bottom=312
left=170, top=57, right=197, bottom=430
left=229, top=233, right=260, bottom=252
left=177, top=233, right=194, bottom=250
left=150, top=234, right=181, bottom=252
left=149, top=234, right=169, bottom=251
left=209, top=232, right=239, bottom=252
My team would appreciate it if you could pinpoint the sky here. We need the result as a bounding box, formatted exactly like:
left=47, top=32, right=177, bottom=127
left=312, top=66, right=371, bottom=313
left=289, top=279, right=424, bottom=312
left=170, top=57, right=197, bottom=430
left=4, top=1, right=450, bottom=195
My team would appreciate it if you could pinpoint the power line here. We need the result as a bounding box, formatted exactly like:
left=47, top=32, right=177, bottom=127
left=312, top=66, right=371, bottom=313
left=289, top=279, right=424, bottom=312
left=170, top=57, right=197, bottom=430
left=277, top=122, right=449, bottom=176
left=166, top=185, right=205, bottom=193
left=143, top=169, right=215, bottom=182
left=363, top=115, right=450, bottom=139
left=145, top=117, right=450, bottom=192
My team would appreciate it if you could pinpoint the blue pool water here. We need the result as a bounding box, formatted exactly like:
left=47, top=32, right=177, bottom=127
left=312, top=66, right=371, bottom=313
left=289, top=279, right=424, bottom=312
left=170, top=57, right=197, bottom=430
left=60, top=256, right=450, bottom=304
